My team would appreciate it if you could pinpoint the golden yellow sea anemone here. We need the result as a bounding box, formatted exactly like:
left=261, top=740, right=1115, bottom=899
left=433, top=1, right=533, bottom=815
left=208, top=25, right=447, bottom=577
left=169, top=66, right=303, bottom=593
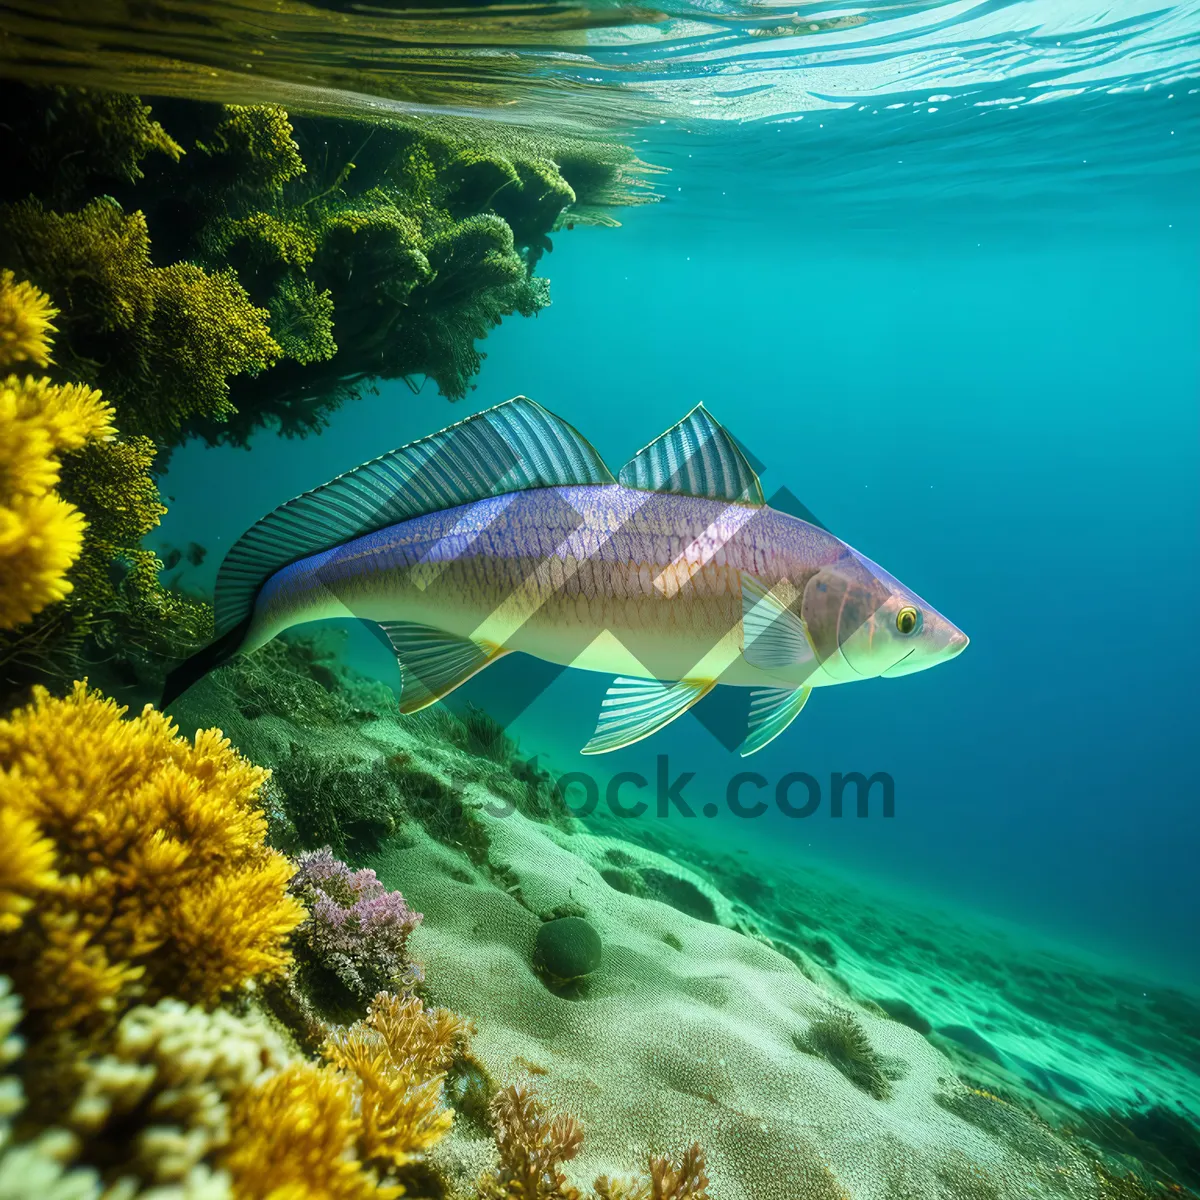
left=0, top=492, right=86, bottom=629
left=0, top=269, right=58, bottom=370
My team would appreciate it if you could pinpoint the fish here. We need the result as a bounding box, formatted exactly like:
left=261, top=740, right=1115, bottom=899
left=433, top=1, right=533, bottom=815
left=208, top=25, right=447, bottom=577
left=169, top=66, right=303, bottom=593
left=162, top=397, right=968, bottom=756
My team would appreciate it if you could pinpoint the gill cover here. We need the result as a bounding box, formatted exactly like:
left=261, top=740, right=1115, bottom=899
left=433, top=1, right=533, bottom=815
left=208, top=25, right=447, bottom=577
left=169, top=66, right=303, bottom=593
left=801, top=555, right=891, bottom=677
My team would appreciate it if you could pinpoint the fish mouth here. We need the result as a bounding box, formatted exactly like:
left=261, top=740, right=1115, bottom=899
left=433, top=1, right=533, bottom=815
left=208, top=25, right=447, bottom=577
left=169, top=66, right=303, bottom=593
left=882, top=647, right=916, bottom=677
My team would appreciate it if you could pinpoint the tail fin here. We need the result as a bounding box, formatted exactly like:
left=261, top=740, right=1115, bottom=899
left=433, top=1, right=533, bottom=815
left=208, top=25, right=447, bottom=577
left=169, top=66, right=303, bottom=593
left=161, top=615, right=253, bottom=709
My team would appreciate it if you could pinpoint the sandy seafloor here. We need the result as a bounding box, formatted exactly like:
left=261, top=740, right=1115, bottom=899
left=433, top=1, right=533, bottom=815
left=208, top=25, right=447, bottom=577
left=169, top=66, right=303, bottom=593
left=173, top=637, right=1200, bottom=1199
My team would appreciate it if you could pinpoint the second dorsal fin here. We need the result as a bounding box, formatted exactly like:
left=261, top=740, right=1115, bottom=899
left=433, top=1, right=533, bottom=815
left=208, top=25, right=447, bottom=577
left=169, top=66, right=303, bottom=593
left=617, top=404, right=764, bottom=506
left=213, top=397, right=614, bottom=636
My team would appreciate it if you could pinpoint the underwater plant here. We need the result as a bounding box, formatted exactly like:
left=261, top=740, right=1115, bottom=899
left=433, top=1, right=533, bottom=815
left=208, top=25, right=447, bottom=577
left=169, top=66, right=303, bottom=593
left=0, top=83, right=647, bottom=451
left=480, top=1083, right=585, bottom=1200
left=289, top=848, right=424, bottom=1017
left=0, top=681, right=304, bottom=1038
left=481, top=1084, right=713, bottom=1200
left=0, top=197, right=280, bottom=446
left=273, top=747, right=405, bottom=857
left=0, top=268, right=210, bottom=704
left=794, top=1006, right=893, bottom=1101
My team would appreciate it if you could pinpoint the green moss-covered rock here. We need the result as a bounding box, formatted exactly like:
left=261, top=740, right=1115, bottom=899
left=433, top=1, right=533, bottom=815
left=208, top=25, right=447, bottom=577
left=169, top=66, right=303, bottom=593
left=534, top=915, right=603, bottom=985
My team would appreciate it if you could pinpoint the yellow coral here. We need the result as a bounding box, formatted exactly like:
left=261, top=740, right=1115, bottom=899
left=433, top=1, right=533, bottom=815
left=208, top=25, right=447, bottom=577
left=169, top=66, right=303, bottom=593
left=0, top=493, right=86, bottom=629
left=0, top=809, right=56, bottom=935
left=226, top=1062, right=397, bottom=1200
left=323, top=992, right=470, bottom=1173
left=227, top=991, right=468, bottom=1199
left=0, top=374, right=113, bottom=502
left=0, top=316, right=113, bottom=633
left=0, top=270, right=58, bottom=369
left=0, top=682, right=304, bottom=1035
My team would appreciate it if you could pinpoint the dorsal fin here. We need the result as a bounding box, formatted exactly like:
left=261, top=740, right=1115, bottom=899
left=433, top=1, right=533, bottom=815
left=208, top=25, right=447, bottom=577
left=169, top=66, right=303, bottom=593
left=617, top=404, right=764, bottom=506
left=213, top=396, right=614, bottom=635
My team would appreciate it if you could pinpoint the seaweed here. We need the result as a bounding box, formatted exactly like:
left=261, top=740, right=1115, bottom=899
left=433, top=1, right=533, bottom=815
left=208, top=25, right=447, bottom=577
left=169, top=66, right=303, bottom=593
left=0, top=82, right=644, bottom=451
left=794, top=1007, right=893, bottom=1101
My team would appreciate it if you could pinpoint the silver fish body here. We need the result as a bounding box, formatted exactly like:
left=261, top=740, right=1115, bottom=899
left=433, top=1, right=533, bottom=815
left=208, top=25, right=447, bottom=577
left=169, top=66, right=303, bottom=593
left=251, top=484, right=964, bottom=692
left=164, top=398, right=967, bottom=754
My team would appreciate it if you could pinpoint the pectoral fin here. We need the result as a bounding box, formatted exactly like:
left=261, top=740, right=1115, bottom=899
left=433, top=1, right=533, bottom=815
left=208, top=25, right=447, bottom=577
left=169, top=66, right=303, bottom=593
left=582, top=676, right=715, bottom=755
left=741, top=576, right=815, bottom=670
left=379, top=621, right=508, bottom=713
left=739, top=685, right=812, bottom=757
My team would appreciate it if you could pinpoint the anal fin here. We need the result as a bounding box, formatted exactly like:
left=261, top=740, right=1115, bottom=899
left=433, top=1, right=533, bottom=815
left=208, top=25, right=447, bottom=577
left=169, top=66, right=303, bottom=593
left=582, top=676, right=715, bottom=755
left=739, top=685, right=812, bottom=757
left=379, top=621, right=508, bottom=713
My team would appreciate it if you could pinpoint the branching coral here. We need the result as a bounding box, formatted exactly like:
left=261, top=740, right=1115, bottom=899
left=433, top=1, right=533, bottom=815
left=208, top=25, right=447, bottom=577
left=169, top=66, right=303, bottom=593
left=592, top=1146, right=712, bottom=1200
left=0, top=682, right=304, bottom=1037
left=290, top=849, right=423, bottom=1014
left=227, top=990, right=471, bottom=1198
left=323, top=991, right=471, bottom=1175
left=227, top=1060, right=391, bottom=1200
left=480, top=1083, right=585, bottom=1200
left=480, top=1085, right=713, bottom=1200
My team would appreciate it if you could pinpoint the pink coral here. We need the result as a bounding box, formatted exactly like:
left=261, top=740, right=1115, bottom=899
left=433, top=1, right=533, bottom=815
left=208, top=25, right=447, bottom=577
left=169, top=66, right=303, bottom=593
left=292, top=848, right=423, bottom=1003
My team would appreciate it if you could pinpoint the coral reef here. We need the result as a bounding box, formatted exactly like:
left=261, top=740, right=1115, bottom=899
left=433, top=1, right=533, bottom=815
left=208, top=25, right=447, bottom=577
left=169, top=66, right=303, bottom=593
left=0, top=269, right=58, bottom=368
left=0, top=270, right=209, bottom=705
left=0, top=681, right=303, bottom=1038
left=0, top=275, right=114, bottom=634
left=290, top=848, right=424, bottom=1018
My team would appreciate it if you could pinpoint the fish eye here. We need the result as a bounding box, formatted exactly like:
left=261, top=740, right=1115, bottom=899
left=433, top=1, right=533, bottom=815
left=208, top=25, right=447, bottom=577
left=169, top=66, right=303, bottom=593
left=896, top=605, right=920, bottom=636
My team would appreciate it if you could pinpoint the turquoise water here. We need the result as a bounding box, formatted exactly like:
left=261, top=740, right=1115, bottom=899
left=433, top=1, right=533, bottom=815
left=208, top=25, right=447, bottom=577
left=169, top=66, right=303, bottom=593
left=162, top=78, right=1199, bottom=986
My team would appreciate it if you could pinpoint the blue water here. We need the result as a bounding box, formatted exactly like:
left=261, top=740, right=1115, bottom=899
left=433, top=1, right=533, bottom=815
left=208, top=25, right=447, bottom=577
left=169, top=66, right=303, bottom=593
left=163, top=82, right=1199, bottom=985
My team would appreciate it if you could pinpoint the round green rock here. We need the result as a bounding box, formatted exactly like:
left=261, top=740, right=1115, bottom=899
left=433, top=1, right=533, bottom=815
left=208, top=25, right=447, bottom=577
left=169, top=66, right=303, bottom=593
left=534, top=915, right=603, bottom=983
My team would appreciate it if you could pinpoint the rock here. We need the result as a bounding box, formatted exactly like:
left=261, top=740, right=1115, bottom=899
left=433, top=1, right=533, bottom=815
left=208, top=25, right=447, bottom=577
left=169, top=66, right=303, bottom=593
left=534, top=915, right=603, bottom=984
